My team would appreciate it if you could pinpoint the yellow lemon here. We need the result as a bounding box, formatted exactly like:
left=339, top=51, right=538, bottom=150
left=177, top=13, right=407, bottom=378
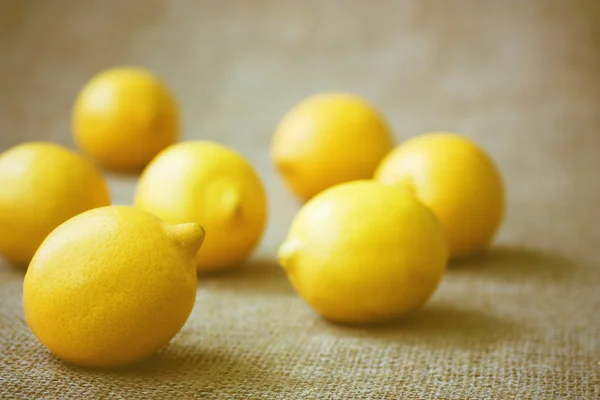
left=278, top=180, right=447, bottom=324
left=0, top=142, right=110, bottom=266
left=134, top=141, right=267, bottom=272
left=23, top=206, right=204, bottom=368
left=72, top=67, right=179, bottom=171
left=374, top=132, right=505, bottom=259
left=271, top=93, right=394, bottom=200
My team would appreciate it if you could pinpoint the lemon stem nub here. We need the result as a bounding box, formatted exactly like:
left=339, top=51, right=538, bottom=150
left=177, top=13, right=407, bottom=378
left=278, top=239, right=301, bottom=272
left=222, top=189, right=242, bottom=220
left=168, top=223, right=205, bottom=256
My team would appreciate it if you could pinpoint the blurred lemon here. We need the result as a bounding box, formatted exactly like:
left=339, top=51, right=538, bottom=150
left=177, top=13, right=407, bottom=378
left=134, top=141, right=267, bottom=271
left=271, top=93, right=394, bottom=200
left=0, top=142, right=110, bottom=265
left=24, top=206, right=204, bottom=368
left=72, top=67, right=180, bottom=171
left=278, top=180, right=447, bottom=323
left=375, top=132, right=505, bottom=259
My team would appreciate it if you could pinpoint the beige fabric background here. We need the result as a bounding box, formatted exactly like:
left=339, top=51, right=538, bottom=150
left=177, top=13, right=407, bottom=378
left=1, top=1, right=599, bottom=398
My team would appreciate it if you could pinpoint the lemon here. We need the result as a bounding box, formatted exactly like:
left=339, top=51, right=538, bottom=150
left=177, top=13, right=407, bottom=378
left=72, top=67, right=179, bottom=171
left=374, top=132, right=505, bottom=259
left=278, top=180, right=447, bottom=324
left=23, top=206, right=204, bottom=368
left=271, top=93, right=394, bottom=200
left=0, top=142, right=110, bottom=266
left=134, top=141, right=267, bottom=271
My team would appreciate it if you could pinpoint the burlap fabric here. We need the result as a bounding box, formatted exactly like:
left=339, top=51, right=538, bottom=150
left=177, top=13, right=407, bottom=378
left=1, top=1, right=599, bottom=398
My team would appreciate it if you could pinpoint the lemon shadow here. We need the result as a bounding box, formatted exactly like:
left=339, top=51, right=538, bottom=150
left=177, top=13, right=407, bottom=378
left=57, top=341, right=285, bottom=397
left=316, top=303, right=523, bottom=350
left=448, top=245, right=596, bottom=282
left=100, top=166, right=146, bottom=179
left=197, top=257, right=295, bottom=296
left=0, top=258, right=28, bottom=275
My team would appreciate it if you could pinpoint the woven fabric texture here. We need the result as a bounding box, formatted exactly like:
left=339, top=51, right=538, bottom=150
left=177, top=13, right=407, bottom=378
left=1, top=1, right=600, bottom=398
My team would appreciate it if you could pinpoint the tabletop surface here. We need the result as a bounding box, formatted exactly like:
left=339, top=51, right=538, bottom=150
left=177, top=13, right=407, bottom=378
left=1, top=1, right=599, bottom=399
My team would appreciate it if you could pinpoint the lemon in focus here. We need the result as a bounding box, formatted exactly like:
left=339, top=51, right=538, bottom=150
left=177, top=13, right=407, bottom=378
left=271, top=93, right=394, bottom=200
left=278, top=180, right=447, bottom=323
left=72, top=67, right=180, bottom=171
left=134, top=141, right=267, bottom=271
left=0, top=142, right=110, bottom=265
left=23, top=206, right=204, bottom=368
left=375, top=132, right=505, bottom=259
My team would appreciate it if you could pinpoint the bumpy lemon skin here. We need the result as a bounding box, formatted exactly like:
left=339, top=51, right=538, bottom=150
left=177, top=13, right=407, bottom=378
left=278, top=180, right=448, bottom=324
left=134, top=141, right=268, bottom=271
left=375, top=132, right=505, bottom=259
left=271, top=92, right=395, bottom=201
left=0, top=142, right=111, bottom=266
left=72, top=67, right=180, bottom=171
left=23, top=206, right=204, bottom=368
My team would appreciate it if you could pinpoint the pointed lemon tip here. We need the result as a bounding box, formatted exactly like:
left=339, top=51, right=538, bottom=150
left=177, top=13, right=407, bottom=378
left=278, top=239, right=301, bottom=272
left=377, top=174, right=418, bottom=197
left=168, top=222, right=205, bottom=257
left=225, top=193, right=242, bottom=219
left=218, top=186, right=243, bottom=221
